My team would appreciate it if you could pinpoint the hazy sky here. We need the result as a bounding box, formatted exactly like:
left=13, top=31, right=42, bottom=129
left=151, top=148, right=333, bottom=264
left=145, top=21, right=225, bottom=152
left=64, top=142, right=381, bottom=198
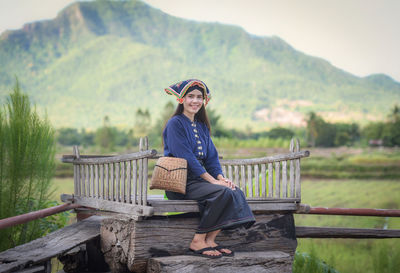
left=1, top=0, right=399, bottom=82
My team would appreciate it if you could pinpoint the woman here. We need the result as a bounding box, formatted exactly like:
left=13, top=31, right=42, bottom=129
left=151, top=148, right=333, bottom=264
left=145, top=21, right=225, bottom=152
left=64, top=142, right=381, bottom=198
left=163, top=79, right=255, bottom=258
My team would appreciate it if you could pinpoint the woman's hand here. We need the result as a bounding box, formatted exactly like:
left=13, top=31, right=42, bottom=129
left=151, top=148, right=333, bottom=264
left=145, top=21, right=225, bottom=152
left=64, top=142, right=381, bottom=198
left=217, top=177, right=236, bottom=190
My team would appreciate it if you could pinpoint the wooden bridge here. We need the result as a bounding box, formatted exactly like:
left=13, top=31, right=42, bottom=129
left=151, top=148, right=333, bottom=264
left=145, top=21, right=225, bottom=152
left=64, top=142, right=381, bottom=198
left=1, top=137, right=399, bottom=273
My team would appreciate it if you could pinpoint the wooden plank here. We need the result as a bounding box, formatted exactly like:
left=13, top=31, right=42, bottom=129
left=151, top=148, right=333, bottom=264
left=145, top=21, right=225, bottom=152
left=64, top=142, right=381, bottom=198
left=247, top=165, right=253, bottom=197
left=148, top=199, right=299, bottom=213
left=63, top=195, right=154, bottom=216
left=95, top=164, right=99, bottom=198
left=85, top=165, right=89, bottom=198
left=261, top=164, right=266, bottom=197
left=138, top=159, right=143, bottom=206
left=81, top=165, right=85, bottom=197
left=220, top=150, right=309, bottom=165
left=143, top=157, right=148, bottom=207
left=228, top=165, right=233, bottom=181
left=289, top=139, right=295, bottom=198
left=289, top=160, right=295, bottom=198
left=282, top=161, right=287, bottom=198
left=100, top=164, right=104, bottom=199
left=127, top=161, right=131, bottom=204
left=296, top=226, right=400, bottom=238
left=73, top=165, right=78, bottom=196
left=254, top=164, right=259, bottom=197
left=133, top=160, right=138, bottom=205
left=295, top=138, right=301, bottom=199
left=105, top=164, right=109, bottom=200
left=90, top=165, right=94, bottom=197
left=110, top=163, right=114, bottom=201
left=268, top=163, right=273, bottom=198
left=234, top=165, right=239, bottom=189
left=116, top=162, right=120, bottom=202
left=240, top=165, right=246, bottom=193
left=0, top=216, right=102, bottom=273
left=275, top=161, right=280, bottom=198
left=222, top=165, right=227, bottom=177
left=62, top=149, right=157, bottom=164
left=122, top=161, right=126, bottom=203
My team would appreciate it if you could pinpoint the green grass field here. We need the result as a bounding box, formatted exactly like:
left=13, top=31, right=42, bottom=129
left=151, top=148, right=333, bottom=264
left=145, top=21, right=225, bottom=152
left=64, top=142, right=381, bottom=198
left=295, top=179, right=400, bottom=273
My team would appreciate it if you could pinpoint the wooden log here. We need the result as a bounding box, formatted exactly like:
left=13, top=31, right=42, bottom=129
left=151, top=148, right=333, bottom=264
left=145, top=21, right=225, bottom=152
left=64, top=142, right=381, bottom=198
left=296, top=226, right=400, bottom=238
left=0, top=216, right=102, bottom=273
left=147, top=251, right=293, bottom=273
left=100, top=213, right=297, bottom=273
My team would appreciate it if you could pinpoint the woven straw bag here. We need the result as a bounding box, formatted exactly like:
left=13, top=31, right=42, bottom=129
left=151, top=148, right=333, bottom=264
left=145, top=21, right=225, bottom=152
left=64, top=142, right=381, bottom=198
left=150, top=157, right=187, bottom=194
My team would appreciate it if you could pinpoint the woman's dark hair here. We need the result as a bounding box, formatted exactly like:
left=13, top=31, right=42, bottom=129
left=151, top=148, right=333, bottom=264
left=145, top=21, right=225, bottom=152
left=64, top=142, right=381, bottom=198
left=171, top=103, right=211, bottom=133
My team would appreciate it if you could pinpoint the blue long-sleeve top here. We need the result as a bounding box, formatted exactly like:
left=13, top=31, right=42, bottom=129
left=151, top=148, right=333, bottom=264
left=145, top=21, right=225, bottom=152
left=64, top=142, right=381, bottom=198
left=163, top=114, right=223, bottom=179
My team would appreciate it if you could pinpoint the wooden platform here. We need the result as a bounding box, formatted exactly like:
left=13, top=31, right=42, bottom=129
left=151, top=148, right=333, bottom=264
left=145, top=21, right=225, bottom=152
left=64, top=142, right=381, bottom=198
left=0, top=216, right=103, bottom=273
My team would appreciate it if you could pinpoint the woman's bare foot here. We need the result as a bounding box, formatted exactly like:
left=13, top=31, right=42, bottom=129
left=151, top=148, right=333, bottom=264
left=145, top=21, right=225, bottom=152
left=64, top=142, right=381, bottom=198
left=190, top=239, right=221, bottom=257
left=205, top=239, right=232, bottom=255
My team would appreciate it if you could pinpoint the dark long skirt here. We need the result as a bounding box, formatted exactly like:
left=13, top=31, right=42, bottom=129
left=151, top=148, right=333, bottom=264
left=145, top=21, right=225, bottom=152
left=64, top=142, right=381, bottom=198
left=166, top=174, right=255, bottom=234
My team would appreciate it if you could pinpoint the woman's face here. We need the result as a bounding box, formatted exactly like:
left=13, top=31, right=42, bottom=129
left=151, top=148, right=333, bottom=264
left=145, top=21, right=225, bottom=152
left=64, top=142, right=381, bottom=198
left=182, top=89, right=204, bottom=116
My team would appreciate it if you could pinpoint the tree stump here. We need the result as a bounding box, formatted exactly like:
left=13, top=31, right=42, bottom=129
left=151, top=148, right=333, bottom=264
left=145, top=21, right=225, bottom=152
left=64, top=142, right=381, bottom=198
left=100, top=213, right=296, bottom=273
left=147, top=251, right=292, bottom=273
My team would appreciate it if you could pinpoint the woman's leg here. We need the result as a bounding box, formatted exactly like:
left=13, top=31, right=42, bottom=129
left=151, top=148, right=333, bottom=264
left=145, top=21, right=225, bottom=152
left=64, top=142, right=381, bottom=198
left=205, top=229, right=233, bottom=255
left=190, top=233, right=221, bottom=257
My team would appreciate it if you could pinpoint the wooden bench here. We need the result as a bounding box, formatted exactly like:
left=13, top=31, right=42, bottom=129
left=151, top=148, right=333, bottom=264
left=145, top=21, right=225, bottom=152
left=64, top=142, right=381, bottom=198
left=61, top=137, right=310, bottom=218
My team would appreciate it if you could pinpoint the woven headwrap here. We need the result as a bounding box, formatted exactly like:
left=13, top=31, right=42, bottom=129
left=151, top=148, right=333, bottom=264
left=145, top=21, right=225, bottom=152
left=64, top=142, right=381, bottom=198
left=164, top=79, right=211, bottom=106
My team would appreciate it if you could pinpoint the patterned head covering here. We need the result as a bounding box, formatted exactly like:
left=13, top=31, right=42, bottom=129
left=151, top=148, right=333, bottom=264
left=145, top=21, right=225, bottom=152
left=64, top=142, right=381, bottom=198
left=164, top=79, right=211, bottom=106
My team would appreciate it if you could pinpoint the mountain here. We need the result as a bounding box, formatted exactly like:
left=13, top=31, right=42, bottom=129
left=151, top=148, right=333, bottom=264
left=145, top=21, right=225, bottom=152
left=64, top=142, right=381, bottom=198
left=0, top=0, right=399, bottom=130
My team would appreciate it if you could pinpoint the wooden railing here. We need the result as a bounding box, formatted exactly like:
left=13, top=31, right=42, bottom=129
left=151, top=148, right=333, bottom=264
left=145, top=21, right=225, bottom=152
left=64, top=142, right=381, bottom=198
left=62, top=138, right=157, bottom=217
left=61, top=137, right=309, bottom=217
left=221, top=138, right=307, bottom=201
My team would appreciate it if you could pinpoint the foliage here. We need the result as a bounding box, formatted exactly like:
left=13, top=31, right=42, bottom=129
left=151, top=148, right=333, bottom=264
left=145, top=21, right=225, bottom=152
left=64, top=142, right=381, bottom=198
left=306, top=112, right=360, bottom=147
left=0, top=79, right=58, bottom=251
left=361, top=104, right=400, bottom=147
left=293, top=250, right=339, bottom=273
left=0, top=0, right=399, bottom=130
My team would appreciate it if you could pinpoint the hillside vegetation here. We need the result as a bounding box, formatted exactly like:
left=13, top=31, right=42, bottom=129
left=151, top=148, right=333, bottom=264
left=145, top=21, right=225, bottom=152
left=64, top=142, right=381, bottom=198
left=0, top=0, right=399, bottom=130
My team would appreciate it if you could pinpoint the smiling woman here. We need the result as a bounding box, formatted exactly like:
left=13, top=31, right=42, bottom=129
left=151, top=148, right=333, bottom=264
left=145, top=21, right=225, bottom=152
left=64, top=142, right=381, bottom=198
left=162, top=79, right=255, bottom=258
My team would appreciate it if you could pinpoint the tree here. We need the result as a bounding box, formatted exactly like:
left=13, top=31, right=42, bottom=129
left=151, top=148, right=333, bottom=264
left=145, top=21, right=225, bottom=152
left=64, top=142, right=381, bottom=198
left=0, top=80, right=56, bottom=251
left=95, top=116, right=116, bottom=151
left=134, top=108, right=152, bottom=138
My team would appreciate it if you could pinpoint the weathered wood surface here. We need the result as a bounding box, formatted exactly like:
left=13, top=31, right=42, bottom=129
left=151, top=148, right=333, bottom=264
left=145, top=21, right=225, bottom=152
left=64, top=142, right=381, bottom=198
left=147, top=251, right=292, bottom=273
left=0, top=216, right=103, bottom=273
left=100, top=213, right=297, bottom=273
left=296, top=226, right=400, bottom=238
left=61, top=194, right=154, bottom=217
left=61, top=149, right=157, bottom=164
left=220, top=150, right=309, bottom=165
left=148, top=199, right=300, bottom=214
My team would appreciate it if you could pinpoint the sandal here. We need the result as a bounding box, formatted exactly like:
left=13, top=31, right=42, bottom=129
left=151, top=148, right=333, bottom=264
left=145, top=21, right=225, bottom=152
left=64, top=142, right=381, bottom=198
left=214, top=245, right=234, bottom=257
left=187, top=247, right=222, bottom=259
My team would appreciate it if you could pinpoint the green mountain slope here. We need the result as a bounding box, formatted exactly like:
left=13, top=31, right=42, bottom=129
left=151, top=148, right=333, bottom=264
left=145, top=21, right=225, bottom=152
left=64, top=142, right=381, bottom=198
left=0, top=0, right=399, bottom=130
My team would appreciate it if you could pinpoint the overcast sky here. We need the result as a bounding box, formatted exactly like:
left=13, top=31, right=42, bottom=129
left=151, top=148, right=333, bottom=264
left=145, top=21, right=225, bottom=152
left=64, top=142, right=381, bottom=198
left=1, top=0, right=399, bottom=82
